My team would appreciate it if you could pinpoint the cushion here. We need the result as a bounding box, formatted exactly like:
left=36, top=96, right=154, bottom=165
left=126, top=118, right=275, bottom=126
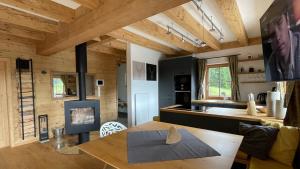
left=261, top=120, right=283, bottom=128
left=249, top=157, right=292, bottom=169
left=269, top=126, right=300, bottom=166
left=239, top=123, right=279, bottom=160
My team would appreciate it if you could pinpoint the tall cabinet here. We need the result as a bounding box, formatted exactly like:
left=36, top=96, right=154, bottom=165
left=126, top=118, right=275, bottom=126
left=159, top=56, right=198, bottom=108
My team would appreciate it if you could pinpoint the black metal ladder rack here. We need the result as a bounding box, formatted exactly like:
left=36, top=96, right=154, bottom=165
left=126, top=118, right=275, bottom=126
left=16, top=58, right=36, bottom=140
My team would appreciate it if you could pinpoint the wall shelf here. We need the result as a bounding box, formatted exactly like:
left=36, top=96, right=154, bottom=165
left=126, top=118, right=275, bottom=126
left=238, top=57, right=264, bottom=62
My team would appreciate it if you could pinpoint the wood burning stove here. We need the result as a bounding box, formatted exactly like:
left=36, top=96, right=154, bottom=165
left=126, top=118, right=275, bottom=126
left=64, top=43, right=100, bottom=144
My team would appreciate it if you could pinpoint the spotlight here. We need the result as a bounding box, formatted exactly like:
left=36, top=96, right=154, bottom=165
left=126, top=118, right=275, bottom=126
left=219, top=36, right=224, bottom=42
left=166, top=27, right=171, bottom=35
left=200, top=41, right=207, bottom=47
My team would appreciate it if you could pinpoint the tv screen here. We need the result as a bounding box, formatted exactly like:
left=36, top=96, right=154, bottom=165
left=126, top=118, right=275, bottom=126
left=260, top=0, right=300, bottom=81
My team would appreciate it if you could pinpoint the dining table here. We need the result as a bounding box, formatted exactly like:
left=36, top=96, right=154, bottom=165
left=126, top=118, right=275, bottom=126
left=78, top=121, right=243, bottom=169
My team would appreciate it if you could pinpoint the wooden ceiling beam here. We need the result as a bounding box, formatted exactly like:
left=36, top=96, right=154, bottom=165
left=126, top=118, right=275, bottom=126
left=88, top=43, right=126, bottom=57
left=94, top=35, right=115, bottom=43
left=0, top=6, right=58, bottom=33
left=197, top=37, right=261, bottom=53
left=164, top=6, right=221, bottom=50
left=108, top=29, right=178, bottom=55
left=36, top=0, right=190, bottom=55
left=103, top=40, right=127, bottom=50
left=215, top=0, right=248, bottom=45
left=0, top=22, right=45, bottom=41
left=0, top=0, right=75, bottom=23
left=74, top=0, right=100, bottom=9
left=131, top=19, right=199, bottom=53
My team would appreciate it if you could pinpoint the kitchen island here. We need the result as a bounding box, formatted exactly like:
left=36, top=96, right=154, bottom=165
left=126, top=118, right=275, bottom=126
left=160, top=105, right=282, bottom=134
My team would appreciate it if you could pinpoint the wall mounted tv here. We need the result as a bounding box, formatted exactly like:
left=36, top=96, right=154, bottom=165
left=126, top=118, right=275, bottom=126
left=260, top=0, right=300, bottom=81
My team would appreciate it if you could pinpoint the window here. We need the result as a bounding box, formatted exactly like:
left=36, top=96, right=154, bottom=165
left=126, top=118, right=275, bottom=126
left=206, top=64, right=232, bottom=99
left=52, top=77, right=65, bottom=98
left=52, top=73, right=96, bottom=99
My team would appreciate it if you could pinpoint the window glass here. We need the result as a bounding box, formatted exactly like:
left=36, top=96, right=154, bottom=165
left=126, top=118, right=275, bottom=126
left=52, top=73, right=95, bottom=99
left=207, top=65, right=232, bottom=98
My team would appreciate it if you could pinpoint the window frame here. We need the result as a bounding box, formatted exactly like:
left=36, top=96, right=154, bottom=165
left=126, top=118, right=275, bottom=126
left=205, top=63, right=232, bottom=100
left=50, top=71, right=96, bottom=100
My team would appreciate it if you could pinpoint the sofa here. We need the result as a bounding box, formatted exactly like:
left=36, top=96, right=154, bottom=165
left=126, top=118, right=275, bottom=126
left=235, top=123, right=300, bottom=169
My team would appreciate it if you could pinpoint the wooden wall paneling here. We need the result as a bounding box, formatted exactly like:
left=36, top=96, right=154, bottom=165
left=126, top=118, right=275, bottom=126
left=0, top=61, right=10, bottom=148
left=0, top=46, right=119, bottom=146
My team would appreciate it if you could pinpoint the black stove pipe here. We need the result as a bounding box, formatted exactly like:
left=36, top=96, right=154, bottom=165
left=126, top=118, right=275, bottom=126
left=76, top=43, right=87, bottom=101
left=75, top=43, right=90, bottom=144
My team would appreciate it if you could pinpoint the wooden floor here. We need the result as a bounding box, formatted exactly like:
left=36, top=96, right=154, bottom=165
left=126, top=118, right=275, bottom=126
left=0, top=140, right=107, bottom=169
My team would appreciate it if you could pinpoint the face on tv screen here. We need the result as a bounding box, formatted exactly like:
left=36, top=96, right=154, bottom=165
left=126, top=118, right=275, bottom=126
left=261, top=0, right=300, bottom=81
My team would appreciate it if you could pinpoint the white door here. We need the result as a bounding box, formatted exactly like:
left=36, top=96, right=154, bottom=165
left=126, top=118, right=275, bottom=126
left=0, top=61, right=10, bottom=148
left=135, top=93, right=149, bottom=125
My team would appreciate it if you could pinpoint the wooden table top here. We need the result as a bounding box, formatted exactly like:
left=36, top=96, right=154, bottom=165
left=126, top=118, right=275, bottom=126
left=160, top=106, right=283, bottom=124
left=79, top=121, right=243, bottom=169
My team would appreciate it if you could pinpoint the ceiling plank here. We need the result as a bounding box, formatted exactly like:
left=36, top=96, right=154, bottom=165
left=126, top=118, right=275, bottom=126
left=103, top=40, right=127, bottom=50
left=0, top=6, right=59, bottom=33
left=131, top=19, right=199, bottom=53
left=108, top=29, right=178, bottom=55
left=36, top=0, right=190, bottom=55
left=215, top=0, right=248, bottom=45
left=88, top=43, right=126, bottom=57
left=0, top=22, right=45, bottom=41
left=74, top=0, right=100, bottom=9
left=0, top=0, right=75, bottom=23
left=164, top=6, right=221, bottom=50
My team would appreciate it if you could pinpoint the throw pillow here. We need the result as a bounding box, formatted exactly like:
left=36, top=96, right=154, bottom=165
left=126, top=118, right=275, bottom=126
left=239, top=122, right=279, bottom=160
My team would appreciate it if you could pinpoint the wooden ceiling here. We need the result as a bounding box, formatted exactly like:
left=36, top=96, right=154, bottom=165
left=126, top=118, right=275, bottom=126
left=0, top=0, right=262, bottom=57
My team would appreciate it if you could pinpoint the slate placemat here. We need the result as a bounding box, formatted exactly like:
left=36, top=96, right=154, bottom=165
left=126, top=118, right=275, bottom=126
left=127, top=129, right=220, bottom=163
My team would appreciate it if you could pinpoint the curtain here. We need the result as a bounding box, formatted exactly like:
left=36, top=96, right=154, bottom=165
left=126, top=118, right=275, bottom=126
left=228, top=55, right=240, bottom=101
left=285, top=81, right=295, bottom=107
left=284, top=81, right=300, bottom=127
left=197, top=59, right=207, bottom=100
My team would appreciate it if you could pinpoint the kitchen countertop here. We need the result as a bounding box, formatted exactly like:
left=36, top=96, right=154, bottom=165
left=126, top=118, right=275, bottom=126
left=160, top=105, right=283, bottom=124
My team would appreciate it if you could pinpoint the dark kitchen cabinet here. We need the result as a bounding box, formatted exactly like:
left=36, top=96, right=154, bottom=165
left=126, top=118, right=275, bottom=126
left=159, top=56, right=198, bottom=108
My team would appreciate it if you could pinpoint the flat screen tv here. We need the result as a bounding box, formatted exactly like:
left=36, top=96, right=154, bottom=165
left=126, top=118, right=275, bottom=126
left=260, top=0, right=300, bottom=81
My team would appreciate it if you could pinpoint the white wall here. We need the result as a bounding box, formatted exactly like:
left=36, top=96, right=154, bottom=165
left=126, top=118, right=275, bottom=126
left=127, top=43, right=163, bottom=127
left=194, top=44, right=276, bottom=101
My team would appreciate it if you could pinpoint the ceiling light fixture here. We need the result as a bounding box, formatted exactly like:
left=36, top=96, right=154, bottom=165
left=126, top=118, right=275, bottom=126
left=166, top=25, right=202, bottom=47
left=166, top=26, right=171, bottom=35
left=192, top=0, right=224, bottom=41
left=209, top=16, right=216, bottom=32
left=200, top=41, right=207, bottom=47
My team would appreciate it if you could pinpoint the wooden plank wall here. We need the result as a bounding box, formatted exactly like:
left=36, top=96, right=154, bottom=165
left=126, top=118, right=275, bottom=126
left=0, top=37, right=119, bottom=146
